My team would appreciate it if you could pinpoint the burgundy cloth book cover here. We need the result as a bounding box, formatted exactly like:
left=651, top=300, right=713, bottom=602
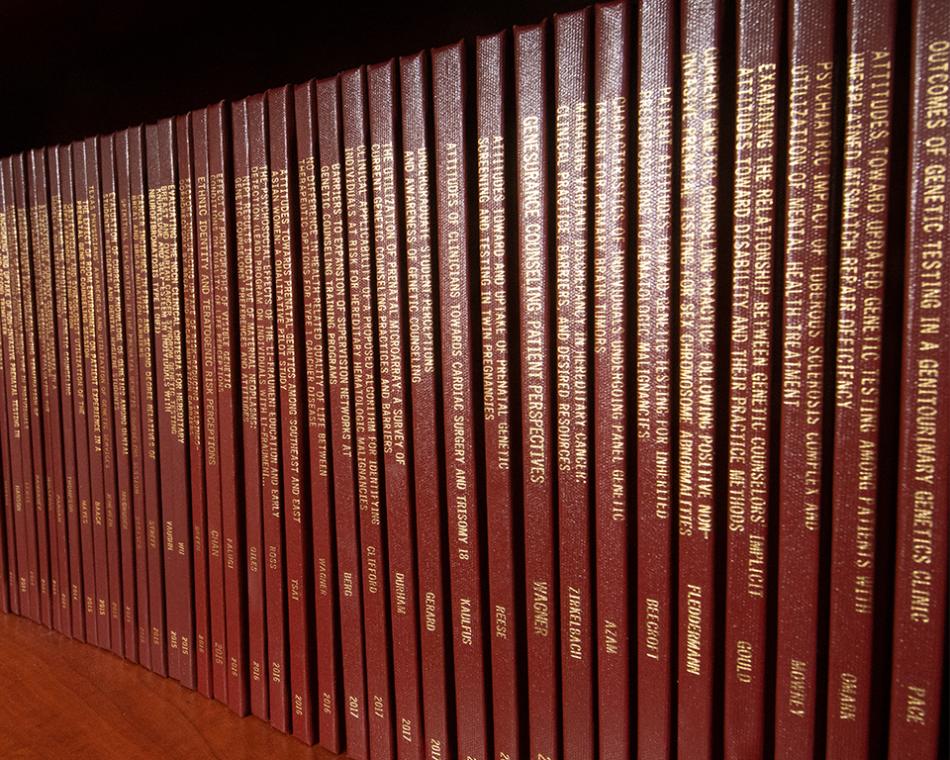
left=677, top=0, right=723, bottom=755
left=209, top=100, right=249, bottom=715
left=268, top=84, right=317, bottom=743
left=341, top=65, right=397, bottom=760
left=887, top=0, right=949, bottom=755
left=723, top=0, right=781, bottom=754
left=293, top=78, right=343, bottom=751
left=475, top=31, right=523, bottom=760
left=635, top=0, right=676, bottom=754
left=514, top=20, right=561, bottom=760
left=248, top=91, right=290, bottom=732
left=773, top=0, right=836, bottom=754
left=316, top=73, right=369, bottom=760
left=99, top=135, right=138, bottom=662
left=367, top=59, right=426, bottom=760
left=178, top=113, right=212, bottom=696
left=825, top=0, right=897, bottom=754
left=65, top=144, right=101, bottom=647
left=128, top=127, right=168, bottom=675
left=191, top=108, right=229, bottom=702
left=553, top=10, right=596, bottom=758
left=14, top=152, right=52, bottom=630
left=398, top=51, right=455, bottom=760
left=231, top=96, right=269, bottom=719
left=432, top=40, right=491, bottom=760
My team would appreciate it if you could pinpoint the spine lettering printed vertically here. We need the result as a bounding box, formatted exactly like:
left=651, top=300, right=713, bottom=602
left=475, top=33, right=523, bottom=760
left=294, top=79, right=342, bottom=750
left=399, top=52, right=454, bottom=760
left=677, top=1, right=722, bottom=755
left=432, top=41, right=491, bottom=760
left=368, top=59, right=425, bottom=760
left=553, top=11, right=596, bottom=758
left=514, top=21, right=561, bottom=760
left=887, top=0, right=949, bottom=755
left=317, top=75, right=369, bottom=760
left=774, top=0, right=836, bottom=754
left=825, top=0, right=896, bottom=754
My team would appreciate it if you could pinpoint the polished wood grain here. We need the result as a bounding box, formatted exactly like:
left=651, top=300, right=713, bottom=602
left=0, top=612, right=345, bottom=759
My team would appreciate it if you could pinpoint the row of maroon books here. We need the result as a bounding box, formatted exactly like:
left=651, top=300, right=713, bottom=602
left=0, top=0, right=946, bottom=758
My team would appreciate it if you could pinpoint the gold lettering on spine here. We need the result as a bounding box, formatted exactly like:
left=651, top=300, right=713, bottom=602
left=196, top=174, right=218, bottom=469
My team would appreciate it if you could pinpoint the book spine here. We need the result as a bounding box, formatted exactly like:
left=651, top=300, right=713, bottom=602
left=67, top=144, right=101, bottom=645
left=209, top=101, right=249, bottom=715
left=294, top=79, right=342, bottom=751
left=773, top=0, right=836, bottom=753
left=115, top=129, right=151, bottom=667
left=86, top=137, right=126, bottom=656
left=887, top=1, right=949, bottom=754
left=723, top=0, right=781, bottom=754
left=231, top=98, right=269, bottom=718
left=317, top=74, right=369, bottom=760
left=368, top=59, right=426, bottom=760
left=514, top=21, right=561, bottom=760
left=193, top=107, right=229, bottom=703
left=249, top=92, right=290, bottom=732
left=677, top=0, right=722, bottom=755
left=825, top=0, right=896, bottom=754
left=28, top=149, right=65, bottom=636
left=0, top=159, right=33, bottom=619
left=636, top=0, right=676, bottom=754
left=432, top=41, right=492, bottom=760
left=553, top=11, right=596, bottom=758
left=57, top=146, right=87, bottom=639
left=129, top=127, right=168, bottom=675
left=341, top=66, right=397, bottom=760
left=178, top=114, right=212, bottom=696
left=101, top=135, right=138, bottom=662
left=591, top=3, right=632, bottom=757
left=14, top=153, right=52, bottom=629
left=269, top=84, right=317, bottom=742
left=399, top=52, right=454, bottom=760
left=474, top=32, right=522, bottom=760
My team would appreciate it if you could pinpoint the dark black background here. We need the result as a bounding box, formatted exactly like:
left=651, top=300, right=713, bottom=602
left=0, top=0, right=587, bottom=157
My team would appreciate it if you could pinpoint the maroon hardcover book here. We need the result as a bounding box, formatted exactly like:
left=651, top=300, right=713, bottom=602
left=341, top=66, right=397, bottom=760
left=269, top=84, right=317, bottom=742
left=129, top=127, right=168, bottom=675
left=317, top=74, right=369, bottom=760
left=825, top=0, right=897, bottom=754
left=723, top=0, right=781, bottom=754
left=231, top=97, right=269, bottom=719
left=56, top=146, right=88, bottom=640
left=591, top=3, right=632, bottom=757
left=249, top=92, right=291, bottom=732
left=677, top=0, right=723, bottom=755
left=399, top=51, right=454, bottom=760
left=209, top=100, right=249, bottom=715
left=178, top=113, right=212, bottom=696
left=773, top=0, right=836, bottom=754
left=635, top=0, right=676, bottom=754
left=14, top=153, right=52, bottom=629
left=101, top=135, right=139, bottom=662
left=432, top=41, right=491, bottom=760
left=193, top=107, right=229, bottom=702
left=888, top=1, right=950, bottom=754
left=553, top=11, right=596, bottom=758
left=367, top=59, right=426, bottom=760
left=115, top=129, right=151, bottom=667
left=65, top=144, right=101, bottom=645
left=475, top=32, right=523, bottom=760
left=294, top=78, right=343, bottom=751
left=514, top=21, right=561, bottom=760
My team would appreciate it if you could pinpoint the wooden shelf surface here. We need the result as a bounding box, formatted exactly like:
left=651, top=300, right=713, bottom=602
left=0, top=612, right=343, bottom=759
